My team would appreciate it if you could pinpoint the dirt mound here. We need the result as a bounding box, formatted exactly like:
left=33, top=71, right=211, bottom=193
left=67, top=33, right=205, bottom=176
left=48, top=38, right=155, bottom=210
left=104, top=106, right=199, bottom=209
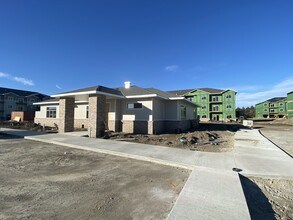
left=271, top=118, right=293, bottom=125
left=106, top=130, right=234, bottom=152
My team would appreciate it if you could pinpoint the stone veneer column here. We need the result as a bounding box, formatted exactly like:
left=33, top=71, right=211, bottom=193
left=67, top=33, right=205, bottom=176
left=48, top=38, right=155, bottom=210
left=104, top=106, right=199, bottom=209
left=88, top=94, right=106, bottom=138
left=59, top=97, right=75, bottom=133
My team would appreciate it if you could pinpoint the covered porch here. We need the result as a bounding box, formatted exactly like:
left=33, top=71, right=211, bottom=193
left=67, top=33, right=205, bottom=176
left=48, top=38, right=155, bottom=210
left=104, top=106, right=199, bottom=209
left=51, top=86, right=124, bottom=138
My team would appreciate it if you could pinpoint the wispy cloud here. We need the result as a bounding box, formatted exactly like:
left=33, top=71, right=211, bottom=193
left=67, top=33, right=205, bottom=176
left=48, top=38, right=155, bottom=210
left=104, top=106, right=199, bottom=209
left=0, top=72, right=10, bottom=78
left=56, top=84, right=62, bottom=89
left=0, top=71, right=35, bottom=86
left=165, top=65, right=180, bottom=72
left=13, top=76, right=34, bottom=86
left=236, top=77, right=293, bottom=107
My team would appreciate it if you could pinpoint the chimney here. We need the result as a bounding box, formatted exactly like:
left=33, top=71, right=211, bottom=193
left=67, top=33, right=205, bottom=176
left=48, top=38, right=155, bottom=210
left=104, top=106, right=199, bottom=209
left=124, top=81, right=131, bottom=89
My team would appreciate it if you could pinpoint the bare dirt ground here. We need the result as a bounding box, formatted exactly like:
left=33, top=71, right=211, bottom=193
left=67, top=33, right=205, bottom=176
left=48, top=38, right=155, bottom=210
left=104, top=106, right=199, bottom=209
left=106, top=123, right=242, bottom=152
left=0, top=134, right=190, bottom=220
left=240, top=176, right=293, bottom=220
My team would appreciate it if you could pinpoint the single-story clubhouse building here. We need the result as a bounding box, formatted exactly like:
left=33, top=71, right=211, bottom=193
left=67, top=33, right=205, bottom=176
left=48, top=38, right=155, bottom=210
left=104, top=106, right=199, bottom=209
left=34, top=82, right=199, bottom=137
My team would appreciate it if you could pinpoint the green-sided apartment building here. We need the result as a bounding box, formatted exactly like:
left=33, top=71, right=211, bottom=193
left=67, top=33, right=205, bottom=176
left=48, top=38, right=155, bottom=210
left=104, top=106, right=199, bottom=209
left=287, top=91, right=293, bottom=119
left=255, top=91, right=293, bottom=119
left=169, top=88, right=236, bottom=121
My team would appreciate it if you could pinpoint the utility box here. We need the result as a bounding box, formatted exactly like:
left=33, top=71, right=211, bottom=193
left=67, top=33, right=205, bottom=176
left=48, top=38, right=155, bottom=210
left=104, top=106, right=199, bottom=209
left=243, top=120, right=253, bottom=128
left=11, top=111, right=35, bottom=122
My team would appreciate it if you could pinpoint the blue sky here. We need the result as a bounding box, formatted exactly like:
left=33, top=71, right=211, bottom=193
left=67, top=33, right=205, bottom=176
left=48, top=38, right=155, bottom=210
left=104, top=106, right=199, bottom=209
left=0, top=0, right=293, bottom=107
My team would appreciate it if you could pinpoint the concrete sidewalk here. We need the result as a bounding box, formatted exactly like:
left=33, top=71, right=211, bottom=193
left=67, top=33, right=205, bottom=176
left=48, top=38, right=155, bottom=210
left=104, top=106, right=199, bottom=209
left=1, top=127, right=292, bottom=219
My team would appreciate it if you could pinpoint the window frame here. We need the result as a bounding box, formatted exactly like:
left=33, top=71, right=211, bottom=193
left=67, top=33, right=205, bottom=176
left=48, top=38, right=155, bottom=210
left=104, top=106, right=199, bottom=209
left=126, top=102, right=143, bottom=110
left=46, top=107, right=57, bottom=118
left=180, top=105, right=186, bottom=120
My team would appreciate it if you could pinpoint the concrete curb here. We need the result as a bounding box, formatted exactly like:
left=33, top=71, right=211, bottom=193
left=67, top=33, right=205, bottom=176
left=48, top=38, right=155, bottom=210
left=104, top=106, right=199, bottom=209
left=258, top=129, right=292, bottom=159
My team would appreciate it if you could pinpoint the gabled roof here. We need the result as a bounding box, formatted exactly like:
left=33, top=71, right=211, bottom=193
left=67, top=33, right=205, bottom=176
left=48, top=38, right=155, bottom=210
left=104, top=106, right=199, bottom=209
left=145, top=88, right=181, bottom=99
left=266, top=97, right=286, bottom=102
left=167, top=89, right=193, bottom=96
left=117, top=86, right=186, bottom=100
left=168, top=87, right=235, bottom=96
left=0, top=87, right=48, bottom=99
left=287, top=91, right=293, bottom=95
left=117, top=86, right=154, bottom=97
left=43, top=84, right=198, bottom=106
left=256, top=97, right=287, bottom=105
left=52, top=85, right=124, bottom=98
left=196, top=88, right=225, bottom=94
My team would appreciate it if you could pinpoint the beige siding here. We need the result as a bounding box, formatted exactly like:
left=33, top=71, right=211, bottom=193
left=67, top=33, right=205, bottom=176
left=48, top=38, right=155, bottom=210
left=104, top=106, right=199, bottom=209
left=153, top=98, right=165, bottom=120
left=107, top=99, right=116, bottom=121
left=165, top=101, right=179, bottom=120
left=121, top=98, right=153, bottom=121
left=74, top=103, right=87, bottom=119
left=35, top=105, right=59, bottom=118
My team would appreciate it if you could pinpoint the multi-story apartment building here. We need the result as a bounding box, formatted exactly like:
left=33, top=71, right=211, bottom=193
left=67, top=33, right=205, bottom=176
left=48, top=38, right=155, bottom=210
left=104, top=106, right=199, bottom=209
left=0, top=87, right=48, bottom=120
left=255, top=97, right=287, bottom=118
left=287, top=91, right=293, bottom=119
left=169, top=88, right=236, bottom=121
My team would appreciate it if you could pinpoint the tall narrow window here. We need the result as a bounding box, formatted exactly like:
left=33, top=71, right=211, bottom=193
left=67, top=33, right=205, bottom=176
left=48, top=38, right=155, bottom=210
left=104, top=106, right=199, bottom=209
left=213, top=106, right=219, bottom=111
left=46, top=107, right=56, bottom=118
left=180, top=105, right=186, bottom=120
left=86, top=106, right=89, bottom=118
left=212, top=97, right=219, bottom=102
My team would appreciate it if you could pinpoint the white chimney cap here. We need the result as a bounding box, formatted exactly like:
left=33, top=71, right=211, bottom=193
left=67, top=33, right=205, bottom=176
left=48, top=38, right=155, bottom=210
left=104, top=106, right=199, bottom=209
left=124, top=81, right=131, bottom=89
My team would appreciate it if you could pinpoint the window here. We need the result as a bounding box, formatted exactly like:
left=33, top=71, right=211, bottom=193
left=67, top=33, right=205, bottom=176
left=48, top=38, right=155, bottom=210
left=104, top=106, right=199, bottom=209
left=270, top=103, right=275, bottom=107
left=263, top=103, right=268, bottom=107
left=202, top=106, right=206, bottom=109
left=8, top=105, right=12, bottom=109
left=227, top=115, right=232, bottom=119
left=127, top=103, right=143, bottom=109
left=279, top=103, right=284, bottom=106
left=86, top=106, right=89, bottom=118
left=227, top=105, right=232, bottom=109
left=46, top=107, right=56, bottom=118
left=264, top=109, right=268, bottom=112
left=18, top=98, right=24, bottom=103
left=270, top=109, right=275, bottom=113
left=8, top=96, right=14, bottom=101
left=202, top=115, right=207, bottom=118
left=280, top=108, right=284, bottom=112
left=187, top=97, right=193, bottom=101
left=201, top=96, right=207, bottom=100
left=226, top=94, right=232, bottom=98
left=18, top=106, right=23, bottom=111
left=213, top=106, right=219, bottom=111
left=212, top=97, right=219, bottom=102
left=180, top=105, right=186, bottom=120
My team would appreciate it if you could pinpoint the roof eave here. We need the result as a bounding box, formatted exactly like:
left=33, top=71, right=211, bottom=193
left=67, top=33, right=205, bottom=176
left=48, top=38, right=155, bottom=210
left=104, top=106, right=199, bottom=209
left=51, top=90, right=125, bottom=99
